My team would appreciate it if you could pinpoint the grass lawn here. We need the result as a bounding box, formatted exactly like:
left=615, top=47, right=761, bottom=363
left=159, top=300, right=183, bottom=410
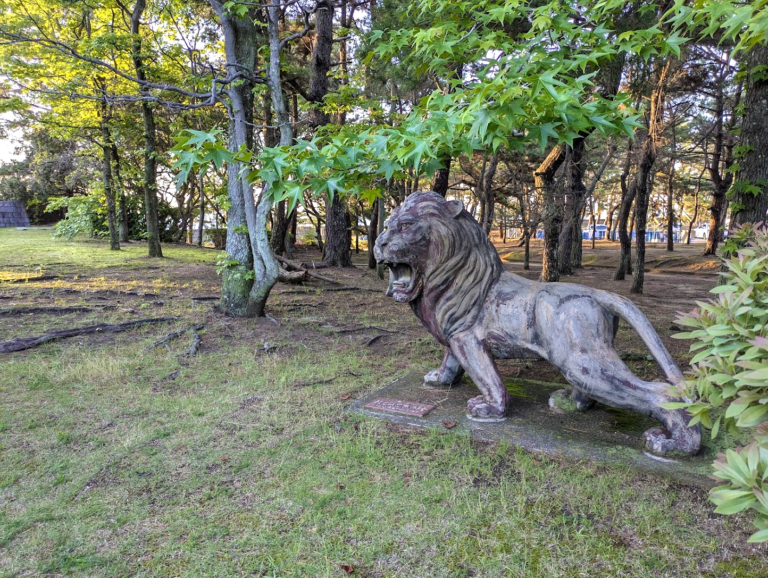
left=0, top=229, right=765, bottom=577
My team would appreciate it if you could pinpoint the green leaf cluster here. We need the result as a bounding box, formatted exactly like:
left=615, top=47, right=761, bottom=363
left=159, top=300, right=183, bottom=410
left=673, top=223, right=768, bottom=542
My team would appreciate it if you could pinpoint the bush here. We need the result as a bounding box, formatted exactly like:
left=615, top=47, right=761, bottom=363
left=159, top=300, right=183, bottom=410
left=673, top=222, right=768, bottom=543
left=46, top=193, right=108, bottom=240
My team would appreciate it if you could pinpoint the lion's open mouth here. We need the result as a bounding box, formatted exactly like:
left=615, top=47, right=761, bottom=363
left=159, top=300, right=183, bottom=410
left=382, top=262, right=419, bottom=302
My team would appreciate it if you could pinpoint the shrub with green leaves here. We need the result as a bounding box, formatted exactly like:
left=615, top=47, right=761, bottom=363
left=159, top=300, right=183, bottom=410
left=46, top=191, right=108, bottom=240
left=673, top=222, right=768, bottom=542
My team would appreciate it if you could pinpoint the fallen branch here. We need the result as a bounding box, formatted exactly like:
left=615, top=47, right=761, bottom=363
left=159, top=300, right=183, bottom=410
left=278, top=267, right=307, bottom=284
left=326, top=324, right=395, bottom=334
left=147, top=323, right=204, bottom=351
left=191, top=296, right=219, bottom=302
left=275, top=255, right=341, bottom=285
left=0, top=306, right=112, bottom=316
left=292, top=376, right=336, bottom=388
left=186, top=327, right=202, bottom=356
left=366, top=334, right=386, bottom=347
left=0, top=317, right=178, bottom=353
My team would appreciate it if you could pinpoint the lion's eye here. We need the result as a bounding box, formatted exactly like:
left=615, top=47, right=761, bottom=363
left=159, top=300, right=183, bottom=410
left=399, top=223, right=411, bottom=231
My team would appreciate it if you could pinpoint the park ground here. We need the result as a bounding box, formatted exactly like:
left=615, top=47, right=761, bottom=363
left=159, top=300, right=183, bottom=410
left=0, top=229, right=766, bottom=577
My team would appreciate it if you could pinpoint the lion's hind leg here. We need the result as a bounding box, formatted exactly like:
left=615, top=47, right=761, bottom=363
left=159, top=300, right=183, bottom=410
left=562, top=356, right=700, bottom=455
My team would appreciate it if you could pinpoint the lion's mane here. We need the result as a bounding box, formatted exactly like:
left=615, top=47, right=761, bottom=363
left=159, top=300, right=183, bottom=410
left=403, top=192, right=503, bottom=339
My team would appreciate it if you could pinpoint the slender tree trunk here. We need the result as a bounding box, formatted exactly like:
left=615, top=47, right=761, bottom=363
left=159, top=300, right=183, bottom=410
left=687, top=178, right=700, bottom=244
left=368, top=197, right=379, bottom=269
left=667, top=124, right=676, bottom=252
left=730, top=43, right=768, bottom=228
left=479, top=154, right=499, bottom=234
left=431, top=156, right=452, bottom=196
left=112, top=144, right=129, bottom=243
left=534, top=144, right=566, bottom=281
left=615, top=139, right=635, bottom=280
left=197, top=172, right=205, bottom=247
left=130, top=0, right=162, bottom=258
left=704, top=69, right=742, bottom=254
left=631, top=60, right=672, bottom=294
left=99, top=98, right=119, bottom=251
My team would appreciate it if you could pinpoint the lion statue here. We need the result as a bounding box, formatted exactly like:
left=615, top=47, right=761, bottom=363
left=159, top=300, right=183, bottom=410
left=373, top=191, right=700, bottom=456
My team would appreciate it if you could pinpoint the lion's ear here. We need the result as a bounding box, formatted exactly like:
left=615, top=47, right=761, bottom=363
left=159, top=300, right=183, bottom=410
left=447, top=199, right=463, bottom=218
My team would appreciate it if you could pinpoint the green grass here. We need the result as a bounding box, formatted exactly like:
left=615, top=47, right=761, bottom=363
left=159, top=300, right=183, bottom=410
left=0, top=231, right=765, bottom=577
left=0, top=228, right=217, bottom=278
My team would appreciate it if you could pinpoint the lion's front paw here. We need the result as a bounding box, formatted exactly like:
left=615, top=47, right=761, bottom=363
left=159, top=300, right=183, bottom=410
left=423, top=369, right=456, bottom=389
left=466, top=395, right=507, bottom=422
left=423, top=369, right=441, bottom=386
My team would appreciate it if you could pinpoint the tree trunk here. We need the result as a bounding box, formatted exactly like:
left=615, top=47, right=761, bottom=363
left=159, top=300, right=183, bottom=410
left=631, top=60, right=671, bottom=295
left=615, top=138, right=635, bottom=280
left=211, top=0, right=280, bottom=316
left=197, top=172, right=204, bottom=247
left=730, top=43, right=768, bottom=228
left=99, top=99, right=119, bottom=251
left=666, top=172, right=674, bottom=252
left=534, top=144, right=566, bottom=282
left=479, top=154, right=499, bottom=234
left=431, top=156, right=452, bottom=196
left=666, top=123, right=676, bottom=252
left=323, top=195, right=352, bottom=266
left=112, top=144, right=129, bottom=243
left=558, top=138, right=586, bottom=274
left=305, top=0, right=349, bottom=266
left=130, top=0, right=162, bottom=258
left=704, top=67, right=741, bottom=254
left=368, top=197, right=379, bottom=269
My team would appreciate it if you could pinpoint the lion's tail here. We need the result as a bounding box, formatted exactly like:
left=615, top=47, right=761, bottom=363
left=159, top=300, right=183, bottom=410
left=594, top=291, right=684, bottom=385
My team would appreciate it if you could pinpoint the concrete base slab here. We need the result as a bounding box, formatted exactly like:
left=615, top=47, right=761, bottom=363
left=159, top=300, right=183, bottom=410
left=349, top=371, right=717, bottom=488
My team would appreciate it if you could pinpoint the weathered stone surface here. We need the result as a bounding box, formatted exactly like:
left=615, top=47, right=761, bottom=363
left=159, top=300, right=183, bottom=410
left=365, top=398, right=436, bottom=417
left=350, top=372, right=714, bottom=487
left=374, top=192, right=701, bottom=456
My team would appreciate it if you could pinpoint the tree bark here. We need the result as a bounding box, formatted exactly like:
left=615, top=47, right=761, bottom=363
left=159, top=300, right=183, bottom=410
left=730, top=43, right=768, bottom=228
left=211, top=0, right=281, bottom=316
left=534, top=144, right=566, bottom=282
left=99, top=98, right=119, bottom=251
left=368, top=197, right=379, bottom=269
left=615, top=138, right=635, bottom=279
left=704, top=67, right=741, bottom=254
left=197, top=171, right=204, bottom=247
left=308, top=0, right=350, bottom=267
left=558, top=138, right=586, bottom=274
left=631, top=60, right=672, bottom=295
left=431, top=156, right=452, bottom=196
left=130, top=0, right=162, bottom=258
left=112, top=144, right=129, bottom=243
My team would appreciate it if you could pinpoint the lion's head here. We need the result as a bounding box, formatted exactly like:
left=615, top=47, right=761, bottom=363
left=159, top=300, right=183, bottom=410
left=374, top=191, right=503, bottom=339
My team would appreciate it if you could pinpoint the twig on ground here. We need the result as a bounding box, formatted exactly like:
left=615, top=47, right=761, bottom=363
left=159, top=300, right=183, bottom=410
left=186, top=328, right=203, bottom=356
left=326, top=325, right=395, bottom=334
left=147, top=323, right=204, bottom=351
left=366, top=334, right=386, bottom=347
left=0, top=317, right=178, bottom=353
left=191, top=296, right=219, bottom=302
